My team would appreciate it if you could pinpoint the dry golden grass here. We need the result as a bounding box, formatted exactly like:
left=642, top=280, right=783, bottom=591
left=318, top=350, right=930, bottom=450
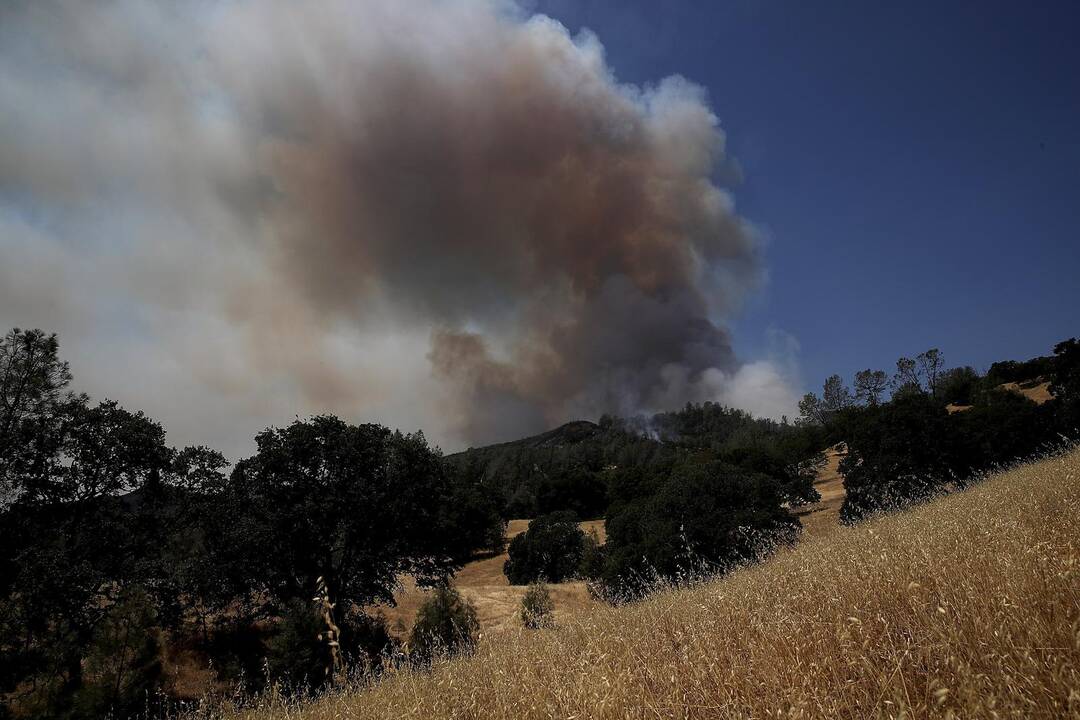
left=794, top=443, right=847, bottom=537
left=1002, top=380, right=1054, bottom=405
left=948, top=379, right=1053, bottom=414
left=378, top=519, right=605, bottom=635
left=196, top=449, right=1080, bottom=719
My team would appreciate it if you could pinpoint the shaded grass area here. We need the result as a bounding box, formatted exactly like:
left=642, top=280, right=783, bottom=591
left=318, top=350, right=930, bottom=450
left=190, top=449, right=1080, bottom=719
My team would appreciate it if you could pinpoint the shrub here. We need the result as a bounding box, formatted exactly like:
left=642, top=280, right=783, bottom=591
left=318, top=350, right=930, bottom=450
left=266, top=599, right=331, bottom=690
left=578, top=529, right=606, bottom=580
left=503, top=511, right=586, bottom=585
left=71, top=588, right=163, bottom=720
left=938, top=366, right=981, bottom=406
left=519, top=582, right=555, bottom=629
left=600, top=461, right=800, bottom=600
left=408, top=586, right=479, bottom=663
left=840, top=393, right=956, bottom=523
left=266, top=599, right=397, bottom=690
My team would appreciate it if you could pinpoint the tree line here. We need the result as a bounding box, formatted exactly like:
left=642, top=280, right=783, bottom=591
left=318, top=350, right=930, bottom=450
left=0, top=328, right=505, bottom=718
left=795, top=341, right=1080, bottom=523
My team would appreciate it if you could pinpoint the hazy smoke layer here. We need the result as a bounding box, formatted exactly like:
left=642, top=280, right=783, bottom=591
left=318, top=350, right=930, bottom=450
left=0, top=0, right=795, bottom=454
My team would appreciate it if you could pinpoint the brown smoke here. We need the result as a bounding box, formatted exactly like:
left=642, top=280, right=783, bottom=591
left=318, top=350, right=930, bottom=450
left=0, top=0, right=783, bottom=452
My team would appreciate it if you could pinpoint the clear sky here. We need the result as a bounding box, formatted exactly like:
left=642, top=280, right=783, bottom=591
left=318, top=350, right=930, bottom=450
left=536, top=0, right=1080, bottom=388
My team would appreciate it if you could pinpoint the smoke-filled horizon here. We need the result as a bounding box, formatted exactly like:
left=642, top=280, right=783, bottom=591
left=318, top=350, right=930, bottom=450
left=0, top=0, right=801, bottom=457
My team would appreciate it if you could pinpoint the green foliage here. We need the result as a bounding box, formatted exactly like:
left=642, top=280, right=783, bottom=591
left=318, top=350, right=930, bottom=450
left=8, top=324, right=1074, bottom=716
left=985, top=354, right=1055, bottom=387
left=1050, top=338, right=1080, bottom=430
left=264, top=599, right=399, bottom=690
left=840, top=370, right=1063, bottom=524
left=504, top=511, right=586, bottom=585
left=221, top=416, right=477, bottom=611
left=520, top=582, right=555, bottom=629
left=601, top=460, right=799, bottom=599
left=578, top=529, right=606, bottom=580
left=938, top=366, right=981, bottom=406
left=71, top=588, right=163, bottom=720
left=266, top=599, right=329, bottom=690
left=952, top=390, right=1054, bottom=477
left=839, top=394, right=955, bottom=523
left=408, top=586, right=479, bottom=663
left=442, top=457, right=507, bottom=556
left=853, top=369, right=888, bottom=406
left=457, top=402, right=829, bottom=523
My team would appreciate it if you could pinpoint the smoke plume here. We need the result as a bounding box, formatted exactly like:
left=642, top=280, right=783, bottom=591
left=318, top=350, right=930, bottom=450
left=0, top=0, right=797, bottom=454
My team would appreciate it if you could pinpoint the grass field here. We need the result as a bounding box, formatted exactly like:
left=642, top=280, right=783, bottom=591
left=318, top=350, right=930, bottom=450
left=193, top=447, right=1080, bottom=719
left=376, top=519, right=606, bottom=635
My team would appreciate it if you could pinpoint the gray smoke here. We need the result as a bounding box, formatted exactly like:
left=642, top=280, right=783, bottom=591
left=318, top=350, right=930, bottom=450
left=0, top=0, right=798, bottom=454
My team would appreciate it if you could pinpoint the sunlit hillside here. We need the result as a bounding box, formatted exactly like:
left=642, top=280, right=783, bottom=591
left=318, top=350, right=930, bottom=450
left=199, top=448, right=1080, bottom=720
left=377, top=519, right=606, bottom=636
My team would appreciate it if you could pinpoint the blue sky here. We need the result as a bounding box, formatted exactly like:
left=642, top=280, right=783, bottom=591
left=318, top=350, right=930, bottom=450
left=536, top=0, right=1080, bottom=389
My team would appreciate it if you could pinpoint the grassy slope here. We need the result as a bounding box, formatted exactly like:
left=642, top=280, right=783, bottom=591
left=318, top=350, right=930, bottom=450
left=212, top=448, right=1080, bottom=719
left=381, top=446, right=848, bottom=639
left=376, top=519, right=606, bottom=635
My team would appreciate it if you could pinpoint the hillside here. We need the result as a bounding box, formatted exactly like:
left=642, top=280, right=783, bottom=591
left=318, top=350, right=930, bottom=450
left=377, top=519, right=606, bottom=636
left=384, top=445, right=849, bottom=639
left=207, top=448, right=1080, bottom=719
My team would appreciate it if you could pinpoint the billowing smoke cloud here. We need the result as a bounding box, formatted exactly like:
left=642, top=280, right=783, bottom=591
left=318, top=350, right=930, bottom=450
left=0, top=0, right=799, bottom=454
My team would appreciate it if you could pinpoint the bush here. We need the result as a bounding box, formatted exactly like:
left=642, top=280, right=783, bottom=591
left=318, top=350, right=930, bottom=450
left=840, top=393, right=956, bottom=523
left=266, top=599, right=332, bottom=690
left=600, top=461, right=800, bottom=600
left=578, top=529, right=606, bottom=580
left=519, top=582, right=555, bottom=629
left=503, top=511, right=586, bottom=585
left=266, top=600, right=397, bottom=689
left=408, top=585, right=479, bottom=663
left=71, top=588, right=163, bottom=720
left=938, top=366, right=981, bottom=406
left=952, top=390, right=1054, bottom=475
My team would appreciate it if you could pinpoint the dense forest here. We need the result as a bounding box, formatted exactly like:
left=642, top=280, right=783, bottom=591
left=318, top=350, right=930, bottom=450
left=1, top=327, right=1077, bottom=719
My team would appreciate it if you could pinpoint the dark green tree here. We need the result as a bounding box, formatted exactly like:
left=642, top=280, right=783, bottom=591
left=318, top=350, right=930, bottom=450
left=839, top=392, right=955, bottom=523
left=1049, top=338, right=1080, bottom=432
left=601, top=461, right=799, bottom=599
left=221, top=416, right=474, bottom=613
left=0, top=395, right=170, bottom=715
left=504, top=511, right=586, bottom=585
left=853, top=369, right=888, bottom=406
left=937, top=366, right=981, bottom=406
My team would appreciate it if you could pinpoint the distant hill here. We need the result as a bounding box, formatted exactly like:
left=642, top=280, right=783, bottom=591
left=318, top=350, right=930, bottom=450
left=448, top=403, right=822, bottom=519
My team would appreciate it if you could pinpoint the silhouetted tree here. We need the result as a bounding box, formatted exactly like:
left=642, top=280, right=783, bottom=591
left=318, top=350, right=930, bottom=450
left=853, top=369, right=888, bottom=406
left=938, top=366, right=981, bottom=406
left=504, top=511, right=586, bottom=585
left=840, top=392, right=955, bottom=523
left=1049, top=338, right=1080, bottom=432
left=797, top=392, right=826, bottom=426
left=601, top=461, right=799, bottom=599
left=221, top=416, right=475, bottom=613
left=0, top=394, right=170, bottom=715
left=917, top=349, right=945, bottom=397
left=892, top=356, right=921, bottom=394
